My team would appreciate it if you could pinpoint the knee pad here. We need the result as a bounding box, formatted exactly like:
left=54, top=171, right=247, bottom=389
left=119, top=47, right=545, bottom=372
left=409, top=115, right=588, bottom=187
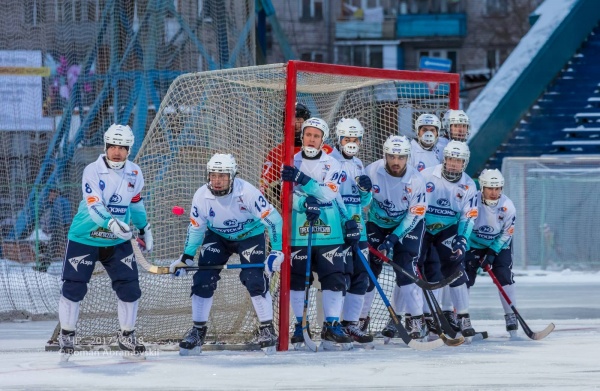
left=61, top=280, right=88, bottom=302
left=113, top=279, right=141, bottom=302
left=240, top=268, right=268, bottom=297
left=347, top=271, right=369, bottom=295
left=319, top=272, right=346, bottom=292
left=192, top=271, right=220, bottom=298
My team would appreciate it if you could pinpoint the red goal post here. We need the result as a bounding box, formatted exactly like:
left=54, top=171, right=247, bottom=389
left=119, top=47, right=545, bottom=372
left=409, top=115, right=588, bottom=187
left=278, top=61, right=460, bottom=350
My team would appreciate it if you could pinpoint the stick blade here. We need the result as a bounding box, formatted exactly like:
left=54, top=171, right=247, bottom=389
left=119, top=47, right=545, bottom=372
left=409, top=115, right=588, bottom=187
left=407, top=337, right=445, bottom=351
left=303, top=330, right=318, bottom=352
left=530, top=323, right=555, bottom=341
left=440, top=333, right=465, bottom=347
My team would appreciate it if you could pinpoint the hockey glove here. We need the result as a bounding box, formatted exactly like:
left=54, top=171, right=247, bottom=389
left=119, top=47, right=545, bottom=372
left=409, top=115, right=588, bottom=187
left=304, top=196, right=321, bottom=222
left=450, top=235, right=468, bottom=262
left=344, top=220, right=361, bottom=245
left=108, top=218, right=133, bottom=241
left=480, top=249, right=497, bottom=269
left=355, top=175, right=372, bottom=192
left=264, top=250, right=284, bottom=277
left=377, top=233, right=399, bottom=257
left=170, top=254, right=195, bottom=277
left=281, top=165, right=311, bottom=186
left=138, top=223, right=153, bottom=252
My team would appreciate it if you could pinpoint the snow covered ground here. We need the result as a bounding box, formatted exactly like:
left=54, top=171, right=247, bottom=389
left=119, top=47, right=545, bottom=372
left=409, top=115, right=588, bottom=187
left=1, top=269, right=599, bottom=390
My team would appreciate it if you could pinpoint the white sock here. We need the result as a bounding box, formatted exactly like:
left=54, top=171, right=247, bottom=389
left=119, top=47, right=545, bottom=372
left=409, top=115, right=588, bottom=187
left=290, top=290, right=305, bottom=319
left=401, top=283, right=423, bottom=317
left=450, top=284, right=470, bottom=314
left=342, top=292, right=364, bottom=322
left=322, top=290, right=343, bottom=320
left=191, top=294, right=213, bottom=323
left=58, top=295, right=80, bottom=331
left=360, top=289, right=376, bottom=318
left=391, top=285, right=401, bottom=312
left=500, top=284, right=517, bottom=313
left=118, top=300, right=139, bottom=331
left=251, top=292, right=274, bottom=323
left=441, top=285, right=454, bottom=311
left=431, top=288, right=441, bottom=307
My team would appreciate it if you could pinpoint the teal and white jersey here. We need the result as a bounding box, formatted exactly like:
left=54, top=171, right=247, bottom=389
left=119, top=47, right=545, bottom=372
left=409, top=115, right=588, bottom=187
left=68, top=155, right=147, bottom=246
left=290, top=151, right=346, bottom=247
left=329, top=148, right=372, bottom=241
left=183, top=178, right=283, bottom=256
left=469, top=193, right=516, bottom=253
left=421, top=164, right=478, bottom=238
left=409, top=139, right=441, bottom=173
left=365, top=160, right=427, bottom=240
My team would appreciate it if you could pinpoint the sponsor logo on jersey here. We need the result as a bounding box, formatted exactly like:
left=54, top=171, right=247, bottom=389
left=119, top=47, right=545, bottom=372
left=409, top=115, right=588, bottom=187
left=417, top=162, right=425, bottom=172
left=68, top=254, right=92, bottom=272
left=90, top=228, right=117, bottom=239
left=323, top=246, right=341, bottom=265
left=479, top=225, right=494, bottom=234
left=120, top=254, right=135, bottom=270
left=99, top=180, right=105, bottom=191
left=442, top=235, right=455, bottom=249
left=373, top=185, right=380, bottom=193
left=436, top=198, right=450, bottom=207
left=404, top=186, right=412, bottom=194
left=508, top=226, right=514, bottom=235
left=212, top=219, right=254, bottom=234
left=426, top=222, right=445, bottom=232
left=200, top=242, right=220, bottom=256
left=351, top=185, right=358, bottom=195
left=110, top=194, right=122, bottom=203
left=342, top=195, right=361, bottom=205
left=86, top=195, right=99, bottom=205
left=427, top=206, right=456, bottom=216
left=190, top=217, right=200, bottom=227
left=241, top=245, right=264, bottom=262
left=409, top=205, right=426, bottom=216
left=107, top=204, right=128, bottom=216
left=324, top=164, right=331, bottom=171
left=404, top=233, right=419, bottom=241
left=224, top=219, right=238, bottom=227
left=132, top=170, right=138, bottom=175
left=466, top=208, right=478, bottom=218
left=376, top=199, right=402, bottom=218
left=426, top=182, right=435, bottom=193
left=299, top=220, right=332, bottom=236
left=340, top=171, right=348, bottom=183
left=260, top=210, right=270, bottom=219
left=476, top=233, right=497, bottom=240
left=458, top=184, right=469, bottom=190
left=325, top=182, right=338, bottom=192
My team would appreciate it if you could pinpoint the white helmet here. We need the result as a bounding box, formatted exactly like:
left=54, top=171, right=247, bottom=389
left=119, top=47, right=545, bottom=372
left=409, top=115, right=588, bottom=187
left=447, top=110, right=470, bottom=142
left=442, top=140, right=470, bottom=182
left=104, top=124, right=134, bottom=169
left=336, top=118, right=364, bottom=156
left=479, top=169, right=504, bottom=206
left=441, top=109, right=452, bottom=137
left=383, top=135, right=411, bottom=157
left=207, top=153, right=237, bottom=196
left=414, top=113, right=441, bottom=150
left=301, top=117, right=329, bottom=158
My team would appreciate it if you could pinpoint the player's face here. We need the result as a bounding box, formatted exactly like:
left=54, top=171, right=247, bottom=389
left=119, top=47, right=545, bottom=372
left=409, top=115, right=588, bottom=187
left=418, top=125, right=438, bottom=138
left=294, top=117, right=305, bottom=133
left=482, top=187, right=502, bottom=201
left=450, top=124, right=468, bottom=141
left=106, top=145, right=128, bottom=162
left=385, top=154, right=407, bottom=176
left=208, top=172, right=230, bottom=191
left=444, top=157, right=464, bottom=173
left=340, top=136, right=360, bottom=147
left=303, top=127, right=323, bottom=149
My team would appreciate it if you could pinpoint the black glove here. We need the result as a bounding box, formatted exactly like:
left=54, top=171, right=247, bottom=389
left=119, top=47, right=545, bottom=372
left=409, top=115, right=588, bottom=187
left=344, top=220, right=361, bottom=245
left=450, top=235, right=467, bottom=262
left=282, top=165, right=311, bottom=186
left=304, top=196, right=320, bottom=222
left=355, top=175, right=372, bottom=192
left=480, top=249, right=497, bottom=269
left=377, top=233, right=399, bottom=254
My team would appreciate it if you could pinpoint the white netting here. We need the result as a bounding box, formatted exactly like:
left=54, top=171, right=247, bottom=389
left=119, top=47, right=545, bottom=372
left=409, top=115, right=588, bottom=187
left=502, top=156, right=600, bottom=271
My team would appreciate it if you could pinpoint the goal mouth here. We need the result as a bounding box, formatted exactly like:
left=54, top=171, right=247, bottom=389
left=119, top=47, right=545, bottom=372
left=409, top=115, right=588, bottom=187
left=42, top=61, right=458, bottom=351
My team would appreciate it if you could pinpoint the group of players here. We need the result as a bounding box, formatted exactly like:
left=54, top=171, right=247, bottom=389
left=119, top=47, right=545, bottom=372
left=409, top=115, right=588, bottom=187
left=56, top=103, right=518, bottom=360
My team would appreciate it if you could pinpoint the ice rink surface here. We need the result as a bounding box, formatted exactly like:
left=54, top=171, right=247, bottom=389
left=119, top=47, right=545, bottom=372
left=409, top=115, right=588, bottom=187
left=1, top=269, right=599, bottom=390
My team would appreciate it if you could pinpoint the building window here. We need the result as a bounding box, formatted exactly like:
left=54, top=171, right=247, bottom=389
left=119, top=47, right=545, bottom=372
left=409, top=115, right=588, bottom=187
left=337, top=45, right=384, bottom=68
left=300, top=0, right=323, bottom=21
left=301, top=52, right=324, bottom=63
left=25, top=0, right=45, bottom=26
left=418, top=49, right=457, bottom=73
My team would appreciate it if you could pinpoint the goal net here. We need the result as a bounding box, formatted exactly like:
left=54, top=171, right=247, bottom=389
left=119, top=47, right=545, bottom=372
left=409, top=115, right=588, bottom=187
left=37, top=61, right=457, bottom=350
left=502, top=156, right=600, bottom=271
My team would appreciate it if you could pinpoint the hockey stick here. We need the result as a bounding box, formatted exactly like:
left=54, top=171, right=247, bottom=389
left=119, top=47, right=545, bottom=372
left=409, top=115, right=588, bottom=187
left=301, top=221, right=318, bottom=352
left=421, top=286, right=464, bottom=346
left=354, top=244, right=444, bottom=351
left=483, top=265, right=555, bottom=340
left=368, top=244, right=463, bottom=290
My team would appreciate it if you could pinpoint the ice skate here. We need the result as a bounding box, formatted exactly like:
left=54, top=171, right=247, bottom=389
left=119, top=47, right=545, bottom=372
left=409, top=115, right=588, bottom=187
left=423, top=313, right=439, bottom=341
left=343, top=320, right=374, bottom=349
left=118, top=330, right=146, bottom=360
left=58, top=329, right=75, bottom=362
left=291, top=321, right=313, bottom=351
left=408, top=315, right=426, bottom=340
left=381, top=316, right=400, bottom=344
left=320, top=321, right=353, bottom=351
left=358, top=316, right=370, bottom=333
left=505, top=313, right=518, bottom=338
left=179, top=325, right=207, bottom=356
left=256, top=322, right=278, bottom=355
left=443, top=310, right=461, bottom=333
left=457, top=313, right=476, bottom=337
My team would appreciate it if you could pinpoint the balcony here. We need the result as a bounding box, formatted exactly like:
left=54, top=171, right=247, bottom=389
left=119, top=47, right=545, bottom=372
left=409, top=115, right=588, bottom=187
left=336, top=18, right=396, bottom=39
left=396, top=13, right=467, bottom=38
